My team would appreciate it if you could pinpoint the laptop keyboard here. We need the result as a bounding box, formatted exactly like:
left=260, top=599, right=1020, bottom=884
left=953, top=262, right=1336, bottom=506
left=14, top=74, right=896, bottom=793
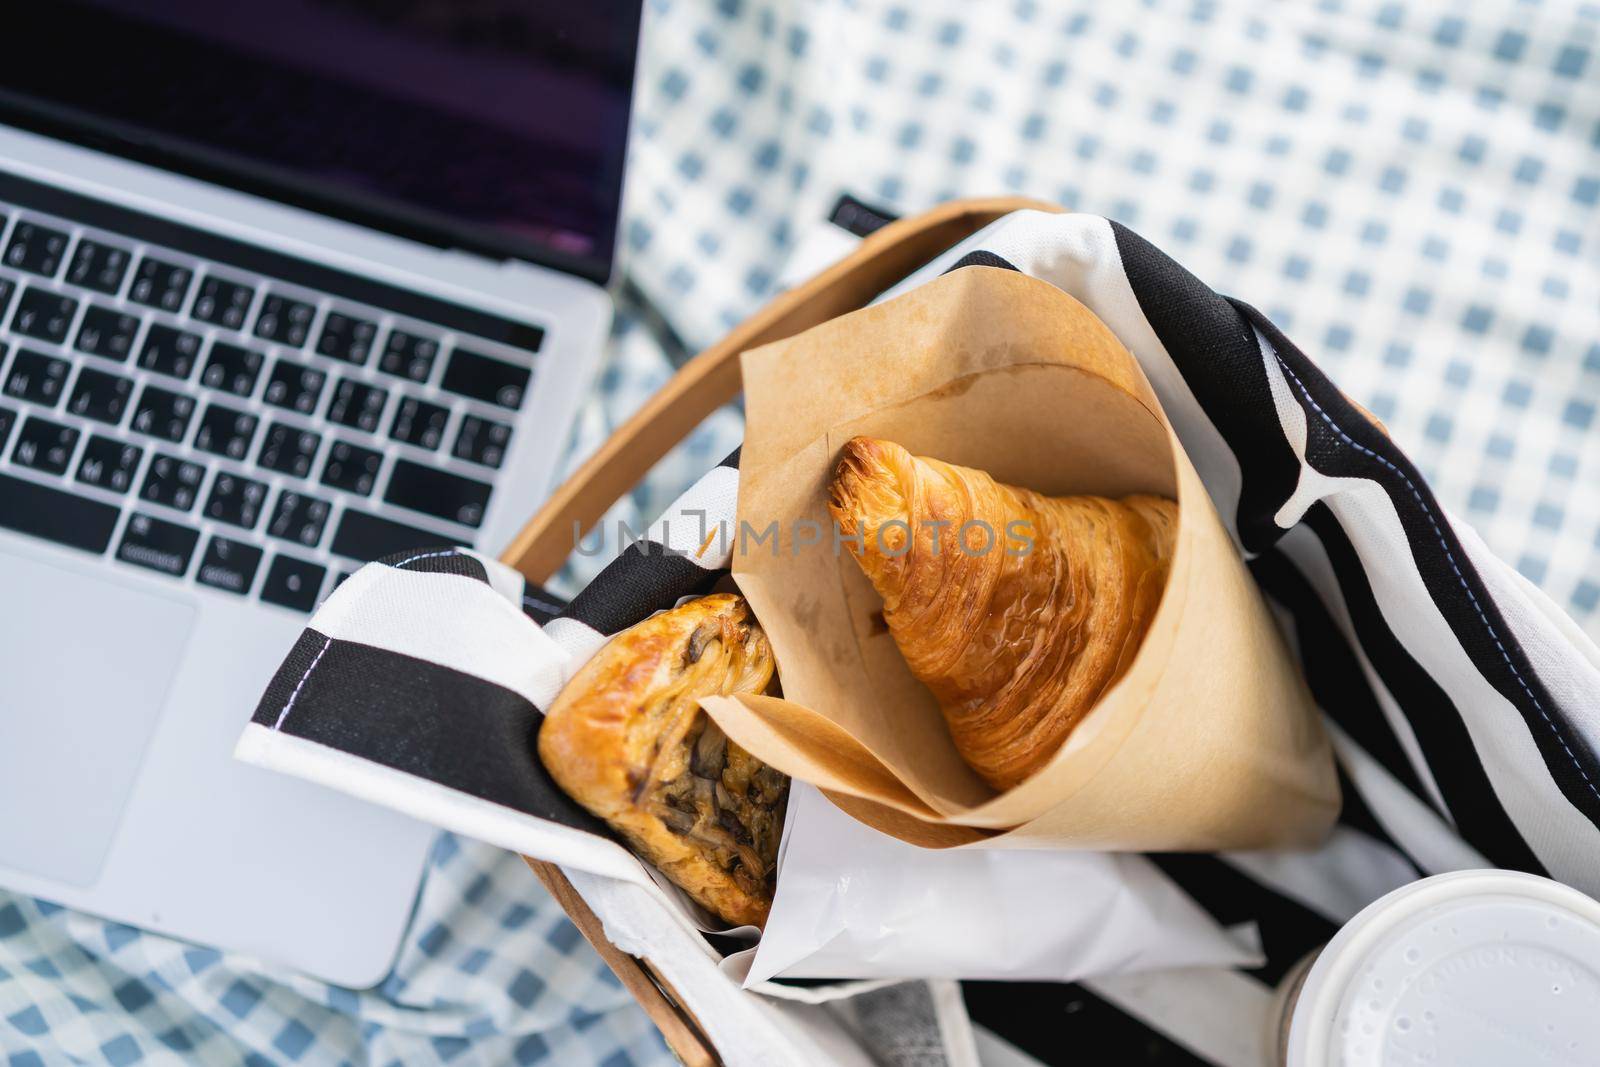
left=0, top=171, right=546, bottom=611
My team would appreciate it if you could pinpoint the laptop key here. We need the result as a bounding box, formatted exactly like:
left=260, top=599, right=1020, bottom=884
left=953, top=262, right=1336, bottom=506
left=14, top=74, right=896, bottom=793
left=196, top=536, right=263, bottom=596
left=440, top=348, right=530, bottom=409
left=137, top=323, right=203, bottom=380
left=0, top=471, right=120, bottom=553
left=330, top=509, right=450, bottom=563
left=200, top=342, right=264, bottom=397
left=192, top=275, right=256, bottom=330
left=116, top=513, right=199, bottom=576
left=67, top=367, right=134, bottom=424
left=384, top=459, right=490, bottom=528
left=389, top=396, right=449, bottom=450
left=378, top=329, right=440, bottom=382
left=0, top=276, right=14, bottom=321
left=13, top=416, right=79, bottom=475
left=263, top=358, right=326, bottom=414
left=75, top=305, right=141, bottom=362
left=327, top=377, right=388, bottom=433
left=12, top=286, right=77, bottom=344
left=3, top=221, right=69, bottom=277
left=75, top=435, right=143, bottom=493
left=315, top=312, right=377, bottom=365
left=321, top=440, right=383, bottom=495
left=260, top=553, right=326, bottom=611
left=257, top=421, right=321, bottom=478
left=204, top=472, right=268, bottom=529
left=131, top=384, right=195, bottom=443
left=139, top=453, right=205, bottom=512
left=194, top=402, right=259, bottom=461
left=452, top=414, right=512, bottom=469
left=66, top=239, right=132, bottom=295
left=4, top=348, right=71, bottom=406
left=128, top=256, right=193, bottom=313
left=254, top=293, right=316, bottom=347
left=0, top=405, right=14, bottom=451
left=267, top=489, right=331, bottom=548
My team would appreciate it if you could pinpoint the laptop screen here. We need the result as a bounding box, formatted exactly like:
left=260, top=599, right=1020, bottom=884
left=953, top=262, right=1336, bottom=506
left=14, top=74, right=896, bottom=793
left=0, top=1, right=642, bottom=283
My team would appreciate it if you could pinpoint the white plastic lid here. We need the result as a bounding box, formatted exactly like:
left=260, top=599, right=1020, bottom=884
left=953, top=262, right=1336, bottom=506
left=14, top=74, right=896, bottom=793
left=1286, top=870, right=1600, bottom=1067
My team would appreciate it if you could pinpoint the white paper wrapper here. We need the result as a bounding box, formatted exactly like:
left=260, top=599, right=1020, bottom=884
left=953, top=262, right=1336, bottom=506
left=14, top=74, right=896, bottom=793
left=737, top=785, right=1263, bottom=985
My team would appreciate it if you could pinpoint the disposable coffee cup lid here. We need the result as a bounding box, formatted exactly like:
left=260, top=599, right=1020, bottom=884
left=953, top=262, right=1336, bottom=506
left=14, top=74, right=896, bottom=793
left=1286, top=869, right=1600, bottom=1066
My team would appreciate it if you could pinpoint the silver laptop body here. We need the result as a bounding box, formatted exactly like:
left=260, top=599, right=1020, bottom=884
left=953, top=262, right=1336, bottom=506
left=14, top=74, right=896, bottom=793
left=0, top=1, right=640, bottom=986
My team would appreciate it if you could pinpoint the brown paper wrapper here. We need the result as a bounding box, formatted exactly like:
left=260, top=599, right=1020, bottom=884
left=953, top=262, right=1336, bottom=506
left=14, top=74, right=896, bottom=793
left=700, top=266, right=1339, bottom=851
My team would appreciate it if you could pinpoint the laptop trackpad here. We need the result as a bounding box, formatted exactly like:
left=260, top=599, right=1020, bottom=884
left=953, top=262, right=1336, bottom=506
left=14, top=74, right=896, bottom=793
left=0, top=551, right=195, bottom=887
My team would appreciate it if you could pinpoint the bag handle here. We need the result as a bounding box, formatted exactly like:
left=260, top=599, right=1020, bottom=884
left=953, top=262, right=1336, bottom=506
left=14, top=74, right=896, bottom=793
left=503, top=196, right=1059, bottom=581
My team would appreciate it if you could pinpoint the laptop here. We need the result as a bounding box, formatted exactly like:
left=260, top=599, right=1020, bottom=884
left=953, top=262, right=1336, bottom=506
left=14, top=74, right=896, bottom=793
left=0, top=1, right=640, bottom=986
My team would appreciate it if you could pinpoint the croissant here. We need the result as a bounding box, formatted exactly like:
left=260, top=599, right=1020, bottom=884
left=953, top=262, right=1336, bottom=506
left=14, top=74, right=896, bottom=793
left=828, top=436, right=1177, bottom=792
left=537, top=594, right=787, bottom=927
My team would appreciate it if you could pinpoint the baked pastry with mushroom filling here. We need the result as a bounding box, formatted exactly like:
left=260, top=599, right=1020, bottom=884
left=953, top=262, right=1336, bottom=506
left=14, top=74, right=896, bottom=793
left=538, top=594, right=786, bottom=927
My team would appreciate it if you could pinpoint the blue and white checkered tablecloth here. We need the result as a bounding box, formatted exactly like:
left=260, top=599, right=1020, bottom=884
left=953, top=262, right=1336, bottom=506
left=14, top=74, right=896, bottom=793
left=0, top=833, right=668, bottom=1066
left=4, top=1, right=1597, bottom=1063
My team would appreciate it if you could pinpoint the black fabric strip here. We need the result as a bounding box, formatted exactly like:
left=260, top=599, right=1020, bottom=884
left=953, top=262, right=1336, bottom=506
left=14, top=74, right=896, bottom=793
left=719, top=446, right=742, bottom=469
left=827, top=193, right=900, bottom=238
left=1109, top=223, right=1302, bottom=554
left=962, top=981, right=1209, bottom=1066
left=944, top=249, right=1020, bottom=274
left=617, top=277, right=692, bottom=366
left=377, top=547, right=489, bottom=582
left=254, top=636, right=610, bottom=837
left=253, top=629, right=336, bottom=730
left=1302, top=506, right=1548, bottom=873
left=520, top=583, right=568, bottom=626
left=561, top=543, right=723, bottom=636
left=1250, top=547, right=1433, bottom=807
left=1148, top=854, right=1336, bottom=987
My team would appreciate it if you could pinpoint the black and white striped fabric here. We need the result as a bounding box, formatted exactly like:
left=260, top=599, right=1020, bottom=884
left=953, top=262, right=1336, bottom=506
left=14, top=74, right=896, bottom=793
left=234, top=450, right=743, bottom=887
left=237, top=207, right=1600, bottom=1066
